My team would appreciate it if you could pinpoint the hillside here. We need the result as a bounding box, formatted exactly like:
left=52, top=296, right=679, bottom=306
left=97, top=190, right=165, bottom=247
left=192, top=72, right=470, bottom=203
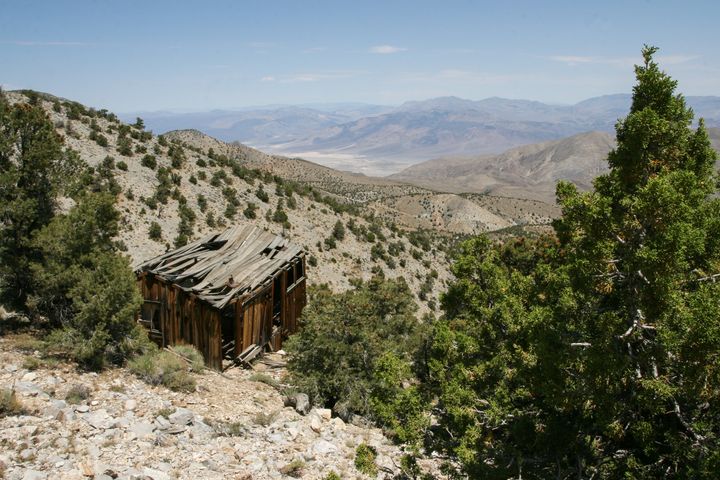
left=133, top=95, right=720, bottom=176
left=0, top=334, right=435, bottom=479
left=391, top=128, right=720, bottom=203
left=160, top=129, right=553, bottom=236
left=4, top=91, right=460, bottom=314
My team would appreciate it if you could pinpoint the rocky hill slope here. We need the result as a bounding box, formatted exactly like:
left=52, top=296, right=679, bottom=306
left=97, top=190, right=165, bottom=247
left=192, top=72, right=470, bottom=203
left=161, top=129, right=557, bottom=236
left=3, top=90, right=568, bottom=314
left=391, top=128, right=720, bottom=203
left=5, top=91, right=458, bottom=313
left=0, top=334, right=434, bottom=479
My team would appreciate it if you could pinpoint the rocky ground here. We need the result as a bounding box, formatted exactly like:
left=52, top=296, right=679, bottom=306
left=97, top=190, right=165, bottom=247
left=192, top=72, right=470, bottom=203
left=0, top=336, right=438, bottom=480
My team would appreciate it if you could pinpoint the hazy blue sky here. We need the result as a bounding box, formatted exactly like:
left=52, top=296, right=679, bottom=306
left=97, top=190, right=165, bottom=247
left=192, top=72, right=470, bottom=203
left=1, top=0, right=718, bottom=112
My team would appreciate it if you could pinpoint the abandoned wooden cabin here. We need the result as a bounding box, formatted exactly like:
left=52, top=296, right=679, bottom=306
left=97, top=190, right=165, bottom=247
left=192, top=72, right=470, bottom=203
left=135, top=224, right=307, bottom=370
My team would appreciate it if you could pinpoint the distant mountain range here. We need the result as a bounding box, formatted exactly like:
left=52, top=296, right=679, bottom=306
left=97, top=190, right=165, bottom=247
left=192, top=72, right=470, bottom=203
left=124, top=95, right=720, bottom=175
left=390, top=127, right=720, bottom=203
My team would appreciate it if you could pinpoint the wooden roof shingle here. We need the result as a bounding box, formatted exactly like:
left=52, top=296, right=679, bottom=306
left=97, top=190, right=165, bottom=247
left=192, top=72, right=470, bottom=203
left=136, top=225, right=303, bottom=309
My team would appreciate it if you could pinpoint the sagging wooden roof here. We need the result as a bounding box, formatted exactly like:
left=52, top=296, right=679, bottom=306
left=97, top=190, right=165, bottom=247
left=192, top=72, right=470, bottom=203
left=136, top=224, right=304, bottom=309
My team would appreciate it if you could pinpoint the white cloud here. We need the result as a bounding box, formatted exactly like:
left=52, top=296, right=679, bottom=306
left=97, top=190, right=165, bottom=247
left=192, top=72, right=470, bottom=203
left=656, top=54, right=700, bottom=65
left=369, top=45, right=407, bottom=54
left=397, top=69, right=520, bottom=85
left=259, top=71, right=361, bottom=83
left=547, top=54, right=700, bottom=67
left=248, top=41, right=275, bottom=49
left=5, top=40, right=89, bottom=46
left=302, top=46, right=327, bottom=54
left=547, top=55, right=597, bottom=65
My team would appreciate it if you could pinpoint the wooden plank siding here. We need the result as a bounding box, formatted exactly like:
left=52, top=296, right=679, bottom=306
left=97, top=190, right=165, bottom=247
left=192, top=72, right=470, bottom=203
left=137, top=251, right=306, bottom=370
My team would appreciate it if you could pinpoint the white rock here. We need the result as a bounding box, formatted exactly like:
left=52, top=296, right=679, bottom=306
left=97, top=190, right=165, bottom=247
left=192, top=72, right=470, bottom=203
left=22, top=470, right=47, bottom=480
left=124, top=399, right=137, bottom=411
left=142, top=467, right=172, bottom=480
left=316, top=408, right=332, bottom=421
left=293, top=393, right=311, bottom=415
left=168, top=407, right=194, bottom=425
left=312, top=439, right=338, bottom=455
left=85, top=409, right=112, bottom=429
left=19, top=448, right=37, bottom=461
left=309, top=414, right=322, bottom=433
left=130, top=421, right=155, bottom=438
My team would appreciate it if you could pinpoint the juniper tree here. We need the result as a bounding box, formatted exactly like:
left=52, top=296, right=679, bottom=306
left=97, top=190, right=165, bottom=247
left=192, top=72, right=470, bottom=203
left=551, top=45, right=720, bottom=478
left=429, top=46, right=720, bottom=478
left=0, top=91, right=75, bottom=307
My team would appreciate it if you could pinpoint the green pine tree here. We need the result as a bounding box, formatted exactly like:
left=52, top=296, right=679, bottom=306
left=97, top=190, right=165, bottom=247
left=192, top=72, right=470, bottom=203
left=0, top=91, right=75, bottom=307
left=429, top=46, right=720, bottom=478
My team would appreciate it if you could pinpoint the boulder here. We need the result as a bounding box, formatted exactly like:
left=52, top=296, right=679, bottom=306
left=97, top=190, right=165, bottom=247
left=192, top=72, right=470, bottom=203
left=293, top=393, right=311, bottom=416
left=332, top=400, right=352, bottom=422
left=312, top=439, right=338, bottom=455
left=168, top=407, right=194, bottom=425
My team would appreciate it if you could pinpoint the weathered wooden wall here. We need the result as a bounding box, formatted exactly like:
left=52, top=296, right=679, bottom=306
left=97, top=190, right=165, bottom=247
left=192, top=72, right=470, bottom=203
left=137, top=273, right=223, bottom=370
left=137, top=255, right=306, bottom=370
left=234, top=256, right=307, bottom=355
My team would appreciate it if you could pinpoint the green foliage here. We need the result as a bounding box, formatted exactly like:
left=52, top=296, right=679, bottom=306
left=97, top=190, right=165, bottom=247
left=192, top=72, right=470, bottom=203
left=64, top=384, right=91, bottom=405
left=224, top=202, right=237, bottom=219
left=249, top=372, right=280, bottom=389
left=116, top=136, right=133, bottom=156
left=272, top=203, right=288, bottom=224
left=90, top=131, right=109, bottom=147
left=0, top=389, right=24, bottom=417
left=354, top=443, right=378, bottom=476
left=210, top=169, right=226, bottom=187
left=141, top=154, right=156, bottom=170
left=31, top=192, right=147, bottom=369
left=206, top=211, right=216, bottom=227
left=0, top=94, right=75, bottom=308
left=171, top=344, right=205, bottom=372
left=428, top=47, right=720, bottom=478
left=243, top=202, right=258, bottom=219
left=197, top=194, right=207, bottom=212
left=116, top=160, right=128, bottom=171
left=168, top=144, right=185, bottom=168
left=128, top=349, right=197, bottom=393
left=332, top=220, right=346, bottom=241
left=149, top=222, right=162, bottom=241
left=22, top=355, right=41, bottom=370
left=286, top=277, right=429, bottom=442
left=323, top=472, right=341, bottom=480
left=323, top=236, right=336, bottom=250
left=255, top=185, right=269, bottom=202
left=177, top=203, right=196, bottom=243
left=279, top=459, right=305, bottom=477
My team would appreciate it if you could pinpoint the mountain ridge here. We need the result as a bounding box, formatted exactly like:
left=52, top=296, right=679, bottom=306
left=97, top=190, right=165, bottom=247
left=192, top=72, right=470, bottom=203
left=127, top=94, right=720, bottom=176
left=391, top=128, right=720, bottom=202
